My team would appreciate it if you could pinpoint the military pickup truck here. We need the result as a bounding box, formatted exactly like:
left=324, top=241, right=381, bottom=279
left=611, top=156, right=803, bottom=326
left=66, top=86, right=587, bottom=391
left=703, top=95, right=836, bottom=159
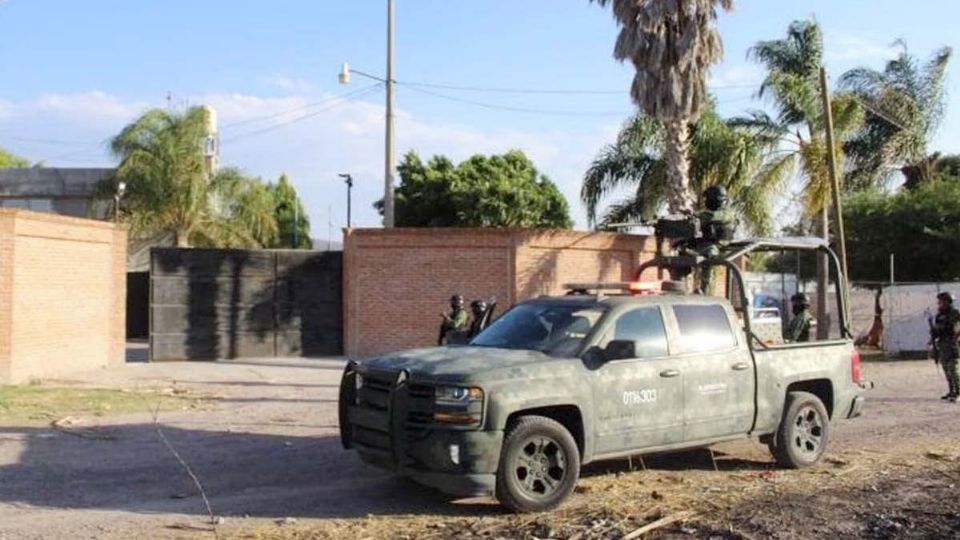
left=338, top=237, right=867, bottom=512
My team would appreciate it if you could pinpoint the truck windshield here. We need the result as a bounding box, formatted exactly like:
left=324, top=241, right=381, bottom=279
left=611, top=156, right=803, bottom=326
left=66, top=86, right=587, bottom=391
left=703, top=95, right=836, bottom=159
left=469, top=303, right=606, bottom=357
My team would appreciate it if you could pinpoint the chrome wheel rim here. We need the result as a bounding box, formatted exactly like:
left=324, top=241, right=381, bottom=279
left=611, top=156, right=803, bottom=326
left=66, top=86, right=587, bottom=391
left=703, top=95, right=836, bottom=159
left=791, top=404, right=824, bottom=457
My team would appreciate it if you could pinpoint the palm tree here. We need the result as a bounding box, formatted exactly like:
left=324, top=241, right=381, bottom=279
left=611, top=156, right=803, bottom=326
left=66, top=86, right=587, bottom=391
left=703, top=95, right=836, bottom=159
left=839, top=43, right=952, bottom=190
left=582, top=103, right=792, bottom=235
left=592, top=0, right=733, bottom=214
left=108, top=107, right=278, bottom=248
left=743, top=19, right=862, bottom=217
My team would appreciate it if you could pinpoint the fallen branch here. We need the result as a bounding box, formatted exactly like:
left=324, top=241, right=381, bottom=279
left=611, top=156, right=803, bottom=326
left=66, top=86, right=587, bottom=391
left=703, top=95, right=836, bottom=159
left=622, top=510, right=696, bottom=540
left=147, top=391, right=219, bottom=539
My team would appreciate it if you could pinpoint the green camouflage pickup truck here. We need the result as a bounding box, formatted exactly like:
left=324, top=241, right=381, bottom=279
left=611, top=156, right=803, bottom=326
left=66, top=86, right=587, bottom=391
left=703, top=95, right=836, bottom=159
left=339, top=237, right=868, bottom=512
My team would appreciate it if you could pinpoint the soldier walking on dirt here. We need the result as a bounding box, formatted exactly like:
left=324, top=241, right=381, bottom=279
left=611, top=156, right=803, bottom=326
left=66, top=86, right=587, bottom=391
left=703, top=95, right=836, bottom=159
left=929, top=292, right=960, bottom=402
left=438, top=294, right=468, bottom=345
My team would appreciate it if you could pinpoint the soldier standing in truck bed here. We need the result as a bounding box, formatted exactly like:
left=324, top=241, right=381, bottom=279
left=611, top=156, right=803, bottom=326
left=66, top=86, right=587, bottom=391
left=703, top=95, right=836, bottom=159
left=697, top=185, right=737, bottom=294
left=930, top=292, right=960, bottom=402
left=787, top=293, right=815, bottom=343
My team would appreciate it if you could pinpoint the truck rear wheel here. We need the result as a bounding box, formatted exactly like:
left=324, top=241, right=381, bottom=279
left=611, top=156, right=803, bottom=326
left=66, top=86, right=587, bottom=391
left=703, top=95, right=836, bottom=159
left=495, top=415, right=580, bottom=513
left=770, top=391, right=830, bottom=468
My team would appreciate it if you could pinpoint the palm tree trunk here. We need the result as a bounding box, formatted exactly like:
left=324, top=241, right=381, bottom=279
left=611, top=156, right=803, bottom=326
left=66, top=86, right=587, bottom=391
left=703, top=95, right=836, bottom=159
left=175, top=229, right=191, bottom=248
left=663, top=117, right=695, bottom=214
left=815, top=207, right=829, bottom=339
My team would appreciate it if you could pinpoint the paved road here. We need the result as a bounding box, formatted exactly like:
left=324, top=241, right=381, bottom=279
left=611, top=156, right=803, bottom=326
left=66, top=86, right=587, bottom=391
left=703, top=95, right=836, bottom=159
left=0, top=357, right=956, bottom=539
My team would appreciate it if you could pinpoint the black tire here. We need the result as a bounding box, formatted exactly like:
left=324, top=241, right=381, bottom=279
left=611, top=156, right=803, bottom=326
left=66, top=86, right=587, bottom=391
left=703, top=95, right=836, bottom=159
left=770, top=391, right=830, bottom=468
left=495, top=415, right=580, bottom=513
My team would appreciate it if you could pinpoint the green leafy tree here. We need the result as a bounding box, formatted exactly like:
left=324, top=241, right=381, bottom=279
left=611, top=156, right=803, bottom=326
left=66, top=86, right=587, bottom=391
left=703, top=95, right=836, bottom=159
left=845, top=181, right=960, bottom=281
left=592, top=0, right=733, bottom=214
left=270, top=174, right=311, bottom=249
left=106, top=107, right=277, bottom=247
left=840, top=43, right=952, bottom=190
left=581, top=102, right=792, bottom=235
left=385, top=150, right=572, bottom=229
left=0, top=146, right=29, bottom=168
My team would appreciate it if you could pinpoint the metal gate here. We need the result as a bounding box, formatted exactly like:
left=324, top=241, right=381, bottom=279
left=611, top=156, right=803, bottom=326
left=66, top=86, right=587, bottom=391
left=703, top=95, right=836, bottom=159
left=150, top=248, right=342, bottom=361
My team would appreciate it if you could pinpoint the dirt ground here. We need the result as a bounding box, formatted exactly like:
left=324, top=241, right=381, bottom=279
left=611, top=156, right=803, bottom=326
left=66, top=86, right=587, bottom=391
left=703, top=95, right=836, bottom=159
left=1, top=355, right=958, bottom=540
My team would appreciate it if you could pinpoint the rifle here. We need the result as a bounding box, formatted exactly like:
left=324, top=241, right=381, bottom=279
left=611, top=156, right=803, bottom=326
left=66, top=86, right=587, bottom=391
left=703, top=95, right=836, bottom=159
left=928, top=314, right=939, bottom=366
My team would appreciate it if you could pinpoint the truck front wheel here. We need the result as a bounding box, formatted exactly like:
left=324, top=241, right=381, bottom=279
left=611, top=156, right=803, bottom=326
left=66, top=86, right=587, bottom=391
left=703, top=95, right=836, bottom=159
left=495, top=415, right=580, bottom=513
left=770, top=391, right=830, bottom=468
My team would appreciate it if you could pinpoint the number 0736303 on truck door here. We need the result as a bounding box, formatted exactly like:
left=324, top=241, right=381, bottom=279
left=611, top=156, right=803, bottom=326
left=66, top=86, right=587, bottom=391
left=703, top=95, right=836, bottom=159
left=591, top=305, right=686, bottom=455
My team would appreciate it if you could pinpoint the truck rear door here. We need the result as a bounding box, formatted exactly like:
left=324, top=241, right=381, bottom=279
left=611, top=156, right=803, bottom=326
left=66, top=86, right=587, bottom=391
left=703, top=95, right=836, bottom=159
left=668, top=303, right=755, bottom=440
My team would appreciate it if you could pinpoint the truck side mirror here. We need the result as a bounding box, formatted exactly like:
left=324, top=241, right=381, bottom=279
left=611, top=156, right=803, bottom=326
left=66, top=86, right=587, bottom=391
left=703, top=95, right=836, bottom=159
left=604, top=340, right=636, bottom=361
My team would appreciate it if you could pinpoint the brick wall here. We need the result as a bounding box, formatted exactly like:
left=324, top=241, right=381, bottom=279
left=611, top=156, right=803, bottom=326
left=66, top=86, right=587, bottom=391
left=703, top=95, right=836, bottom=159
left=0, top=209, right=126, bottom=384
left=343, top=228, right=653, bottom=358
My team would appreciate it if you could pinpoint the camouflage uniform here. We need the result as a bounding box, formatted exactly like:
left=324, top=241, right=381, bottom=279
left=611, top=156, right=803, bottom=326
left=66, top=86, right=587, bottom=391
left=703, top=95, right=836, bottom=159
left=931, top=306, right=960, bottom=399
left=697, top=206, right=737, bottom=294
left=439, top=305, right=468, bottom=345
left=787, top=310, right=814, bottom=342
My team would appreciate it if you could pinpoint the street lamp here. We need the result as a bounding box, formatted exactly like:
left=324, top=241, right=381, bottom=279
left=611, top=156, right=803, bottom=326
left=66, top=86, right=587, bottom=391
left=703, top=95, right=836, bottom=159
left=114, top=181, right=126, bottom=225
left=339, top=0, right=396, bottom=228
left=338, top=173, right=354, bottom=228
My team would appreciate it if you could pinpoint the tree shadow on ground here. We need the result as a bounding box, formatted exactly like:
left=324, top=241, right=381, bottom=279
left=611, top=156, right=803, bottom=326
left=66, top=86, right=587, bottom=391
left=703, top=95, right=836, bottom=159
left=0, top=424, right=496, bottom=522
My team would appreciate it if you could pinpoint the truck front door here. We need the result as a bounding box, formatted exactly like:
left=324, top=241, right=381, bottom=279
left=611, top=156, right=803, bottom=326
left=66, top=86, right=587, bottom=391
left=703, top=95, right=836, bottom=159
left=670, top=304, right=755, bottom=440
left=592, top=306, right=685, bottom=455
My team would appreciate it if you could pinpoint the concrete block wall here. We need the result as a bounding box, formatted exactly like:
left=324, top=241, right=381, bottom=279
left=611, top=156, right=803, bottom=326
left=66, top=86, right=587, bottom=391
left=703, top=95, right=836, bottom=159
left=343, top=228, right=653, bottom=358
left=0, top=209, right=126, bottom=384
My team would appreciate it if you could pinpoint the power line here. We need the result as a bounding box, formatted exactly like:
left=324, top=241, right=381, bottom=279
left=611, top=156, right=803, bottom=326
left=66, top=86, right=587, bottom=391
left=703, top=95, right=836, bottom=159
left=398, top=83, right=628, bottom=117
left=222, top=84, right=384, bottom=143
left=397, top=79, right=757, bottom=95
left=0, top=134, right=104, bottom=146
left=219, top=84, right=382, bottom=130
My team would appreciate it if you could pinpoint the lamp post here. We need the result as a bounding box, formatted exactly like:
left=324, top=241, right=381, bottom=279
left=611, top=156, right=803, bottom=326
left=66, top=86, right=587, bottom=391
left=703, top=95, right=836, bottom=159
left=339, top=0, right=395, bottom=228
left=114, top=181, right=126, bottom=225
left=339, top=173, right=354, bottom=228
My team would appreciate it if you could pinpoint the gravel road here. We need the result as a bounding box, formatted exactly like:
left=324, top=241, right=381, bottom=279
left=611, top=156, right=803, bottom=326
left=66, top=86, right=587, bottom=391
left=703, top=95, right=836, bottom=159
left=0, top=356, right=956, bottom=539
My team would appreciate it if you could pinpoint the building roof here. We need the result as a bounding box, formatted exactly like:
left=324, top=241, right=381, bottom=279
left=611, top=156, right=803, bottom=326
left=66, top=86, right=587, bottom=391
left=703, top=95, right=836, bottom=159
left=0, top=167, right=115, bottom=197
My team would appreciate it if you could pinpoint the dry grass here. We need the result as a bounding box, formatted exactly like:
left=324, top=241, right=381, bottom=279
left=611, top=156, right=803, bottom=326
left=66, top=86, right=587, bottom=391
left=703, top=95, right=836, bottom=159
left=0, top=384, right=204, bottom=427
left=222, top=438, right=960, bottom=540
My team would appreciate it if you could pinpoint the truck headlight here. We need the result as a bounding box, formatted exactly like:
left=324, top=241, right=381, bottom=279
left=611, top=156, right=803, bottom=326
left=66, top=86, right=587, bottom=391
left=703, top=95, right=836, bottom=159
left=434, top=386, right=484, bottom=426
left=434, top=386, right=484, bottom=406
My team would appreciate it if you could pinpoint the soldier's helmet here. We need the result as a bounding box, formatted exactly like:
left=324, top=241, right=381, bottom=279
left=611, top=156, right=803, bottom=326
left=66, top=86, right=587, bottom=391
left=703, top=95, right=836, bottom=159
left=791, top=292, right=811, bottom=307
left=704, top=185, right=728, bottom=211
left=450, top=294, right=464, bottom=308
left=937, top=292, right=954, bottom=305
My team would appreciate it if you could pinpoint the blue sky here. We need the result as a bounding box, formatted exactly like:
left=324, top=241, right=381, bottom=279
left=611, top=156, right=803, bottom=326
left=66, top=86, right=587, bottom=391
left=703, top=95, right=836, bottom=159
left=1, top=0, right=958, bottom=234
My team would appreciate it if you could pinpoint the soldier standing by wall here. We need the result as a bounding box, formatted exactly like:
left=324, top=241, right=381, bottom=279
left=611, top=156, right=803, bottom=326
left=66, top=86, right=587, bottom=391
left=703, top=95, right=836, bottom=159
left=438, top=294, right=468, bottom=345
left=930, top=292, right=960, bottom=402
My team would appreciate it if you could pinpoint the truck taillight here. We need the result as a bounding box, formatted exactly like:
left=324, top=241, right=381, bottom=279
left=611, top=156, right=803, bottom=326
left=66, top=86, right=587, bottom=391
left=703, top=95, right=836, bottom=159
left=851, top=349, right=862, bottom=383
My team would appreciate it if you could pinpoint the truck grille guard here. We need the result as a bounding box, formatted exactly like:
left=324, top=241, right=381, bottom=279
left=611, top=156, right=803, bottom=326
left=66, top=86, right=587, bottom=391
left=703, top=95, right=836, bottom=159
left=339, top=362, right=435, bottom=469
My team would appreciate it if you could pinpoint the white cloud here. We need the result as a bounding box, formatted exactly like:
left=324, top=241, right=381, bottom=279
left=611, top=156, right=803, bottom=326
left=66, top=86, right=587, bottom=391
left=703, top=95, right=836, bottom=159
left=709, top=64, right=764, bottom=89
left=263, top=75, right=316, bottom=93
left=0, top=89, right=622, bottom=231
left=825, top=33, right=899, bottom=65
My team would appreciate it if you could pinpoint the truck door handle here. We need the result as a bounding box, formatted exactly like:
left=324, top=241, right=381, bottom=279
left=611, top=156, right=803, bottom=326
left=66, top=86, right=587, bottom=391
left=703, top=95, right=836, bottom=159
left=659, top=369, right=680, bottom=378
left=731, top=362, right=750, bottom=371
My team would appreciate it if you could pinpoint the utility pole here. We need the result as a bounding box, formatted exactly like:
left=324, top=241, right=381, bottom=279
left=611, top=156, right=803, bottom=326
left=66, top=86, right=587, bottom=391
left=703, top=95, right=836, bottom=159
left=339, top=173, right=354, bottom=228
left=384, top=0, right=396, bottom=228
left=820, top=66, right=850, bottom=327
